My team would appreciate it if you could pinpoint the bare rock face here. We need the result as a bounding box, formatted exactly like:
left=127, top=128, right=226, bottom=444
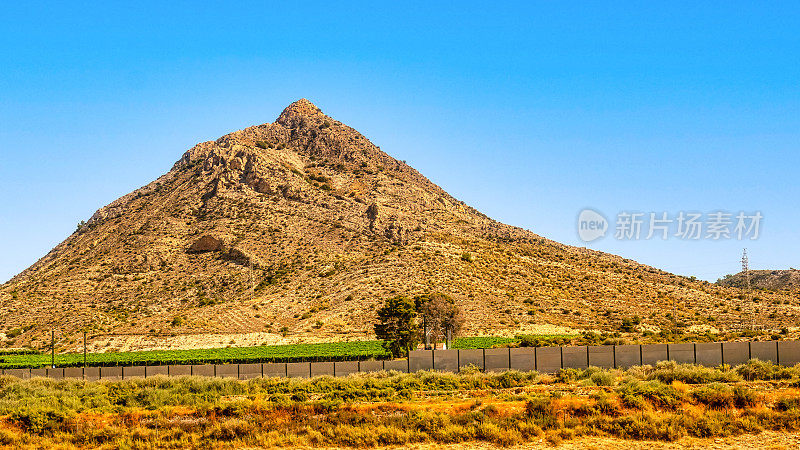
left=187, top=235, right=224, bottom=253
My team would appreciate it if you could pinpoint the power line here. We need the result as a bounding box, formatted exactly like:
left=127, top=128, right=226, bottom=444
left=742, top=248, right=754, bottom=331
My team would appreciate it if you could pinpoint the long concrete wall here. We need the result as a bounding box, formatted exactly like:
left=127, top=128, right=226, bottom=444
left=1, top=340, right=798, bottom=380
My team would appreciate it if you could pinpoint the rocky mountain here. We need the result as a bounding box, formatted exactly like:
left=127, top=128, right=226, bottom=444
left=717, top=269, right=800, bottom=292
left=1, top=99, right=798, bottom=350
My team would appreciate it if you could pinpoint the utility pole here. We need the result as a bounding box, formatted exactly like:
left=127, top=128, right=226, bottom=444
left=742, top=248, right=753, bottom=331
left=424, top=316, right=430, bottom=350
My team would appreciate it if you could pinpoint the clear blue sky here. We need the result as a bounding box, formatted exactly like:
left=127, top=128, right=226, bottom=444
left=1, top=2, right=798, bottom=283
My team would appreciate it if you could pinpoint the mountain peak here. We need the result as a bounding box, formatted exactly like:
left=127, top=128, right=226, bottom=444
left=277, top=98, right=325, bottom=127
left=1, top=99, right=792, bottom=349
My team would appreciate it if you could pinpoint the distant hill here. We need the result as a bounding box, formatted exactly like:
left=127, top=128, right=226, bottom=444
left=2, top=99, right=798, bottom=350
left=717, top=269, right=800, bottom=292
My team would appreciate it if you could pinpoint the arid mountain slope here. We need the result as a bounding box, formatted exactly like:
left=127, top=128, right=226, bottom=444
left=718, top=269, right=800, bottom=292
left=1, top=100, right=798, bottom=349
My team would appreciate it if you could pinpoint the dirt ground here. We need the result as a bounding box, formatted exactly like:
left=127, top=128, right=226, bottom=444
left=334, top=430, right=800, bottom=449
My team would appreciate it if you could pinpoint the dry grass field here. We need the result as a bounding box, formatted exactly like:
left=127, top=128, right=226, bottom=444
left=0, top=360, right=799, bottom=448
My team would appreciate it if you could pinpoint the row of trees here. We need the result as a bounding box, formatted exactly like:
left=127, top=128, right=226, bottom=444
left=374, top=293, right=464, bottom=357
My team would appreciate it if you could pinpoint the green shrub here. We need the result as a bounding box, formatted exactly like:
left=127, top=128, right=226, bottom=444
left=604, top=413, right=685, bottom=441
left=775, top=396, right=800, bottom=411
left=590, top=370, right=615, bottom=386
left=476, top=421, right=522, bottom=446
left=736, top=359, right=796, bottom=380
left=692, top=383, right=734, bottom=409
left=617, top=379, right=684, bottom=410
left=524, top=397, right=557, bottom=428
left=686, top=412, right=729, bottom=438
left=732, top=386, right=760, bottom=408
left=555, top=368, right=581, bottom=383
left=10, top=407, right=73, bottom=435
left=593, top=392, right=622, bottom=416
left=648, top=360, right=740, bottom=384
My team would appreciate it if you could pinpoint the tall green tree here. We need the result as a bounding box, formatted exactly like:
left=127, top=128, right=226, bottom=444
left=374, top=296, right=419, bottom=357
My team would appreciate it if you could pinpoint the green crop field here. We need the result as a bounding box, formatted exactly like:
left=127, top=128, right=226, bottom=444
left=449, top=335, right=578, bottom=349
left=449, top=336, right=518, bottom=349
left=0, top=335, right=574, bottom=369
left=0, top=341, right=389, bottom=369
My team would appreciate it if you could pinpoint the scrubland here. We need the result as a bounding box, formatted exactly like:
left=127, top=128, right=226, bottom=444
left=0, top=360, right=799, bottom=448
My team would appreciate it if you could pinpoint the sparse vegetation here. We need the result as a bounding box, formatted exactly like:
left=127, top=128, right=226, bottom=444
left=0, top=360, right=798, bottom=447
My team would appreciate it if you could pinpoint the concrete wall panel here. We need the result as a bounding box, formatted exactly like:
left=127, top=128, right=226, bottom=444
left=695, top=343, right=723, bottom=367
left=778, top=340, right=800, bottom=367
left=146, top=366, right=169, bottom=377
left=84, top=367, right=100, bottom=381
left=458, top=349, right=484, bottom=370
left=536, top=347, right=562, bottom=374
left=722, top=342, right=750, bottom=366
left=191, top=365, right=215, bottom=377
left=215, top=364, right=239, bottom=378
left=168, top=365, right=192, bottom=377
left=287, top=362, right=311, bottom=378
left=409, top=350, right=434, bottom=372
left=750, top=341, right=778, bottom=363
left=263, top=363, right=287, bottom=378
left=383, top=360, right=408, bottom=373
left=46, top=368, right=65, bottom=379
left=641, top=344, right=668, bottom=366
left=238, top=363, right=262, bottom=380
left=668, top=343, right=695, bottom=364
left=123, top=366, right=146, bottom=379
left=4, top=368, right=30, bottom=379
left=614, top=345, right=641, bottom=368
left=310, top=362, right=335, bottom=377
left=359, top=360, right=384, bottom=372
left=484, top=348, right=510, bottom=372
left=334, top=361, right=359, bottom=376
left=562, top=346, right=588, bottom=369
left=31, top=368, right=47, bottom=378
left=100, top=366, right=122, bottom=381
left=63, top=367, right=84, bottom=379
left=588, top=346, right=614, bottom=368
left=433, top=350, right=459, bottom=372
left=510, top=347, right=536, bottom=372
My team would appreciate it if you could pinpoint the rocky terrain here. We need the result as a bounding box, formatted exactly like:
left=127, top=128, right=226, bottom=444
left=2, top=99, right=799, bottom=350
left=717, top=269, right=800, bottom=292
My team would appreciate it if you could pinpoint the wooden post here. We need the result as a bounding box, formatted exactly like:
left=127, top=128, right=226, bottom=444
left=83, top=332, right=87, bottom=368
